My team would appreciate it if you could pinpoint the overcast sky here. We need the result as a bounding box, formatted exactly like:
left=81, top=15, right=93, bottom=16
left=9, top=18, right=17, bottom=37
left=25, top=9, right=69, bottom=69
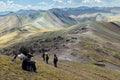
left=0, top=0, right=120, bottom=12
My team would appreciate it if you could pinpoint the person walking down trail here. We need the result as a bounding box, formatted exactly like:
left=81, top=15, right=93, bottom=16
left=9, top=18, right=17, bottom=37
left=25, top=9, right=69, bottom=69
left=53, top=54, right=58, bottom=67
left=45, top=53, right=49, bottom=64
left=42, top=52, right=45, bottom=61
left=41, top=48, right=45, bottom=61
left=12, top=49, right=20, bottom=61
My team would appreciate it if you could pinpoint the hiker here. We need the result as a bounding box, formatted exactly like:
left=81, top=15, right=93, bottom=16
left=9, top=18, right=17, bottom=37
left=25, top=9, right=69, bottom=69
left=42, top=52, right=45, bottom=61
left=41, top=48, right=45, bottom=61
left=45, top=52, right=49, bottom=64
left=22, top=53, right=37, bottom=73
left=12, top=49, right=20, bottom=61
left=53, top=54, right=58, bottom=67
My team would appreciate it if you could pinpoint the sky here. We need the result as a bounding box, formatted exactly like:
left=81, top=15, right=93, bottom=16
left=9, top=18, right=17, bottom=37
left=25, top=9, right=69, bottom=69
left=0, top=0, right=120, bottom=12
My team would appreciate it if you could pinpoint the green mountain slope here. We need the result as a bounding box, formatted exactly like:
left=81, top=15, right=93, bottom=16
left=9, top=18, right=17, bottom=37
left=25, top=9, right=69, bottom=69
left=0, top=54, right=77, bottom=80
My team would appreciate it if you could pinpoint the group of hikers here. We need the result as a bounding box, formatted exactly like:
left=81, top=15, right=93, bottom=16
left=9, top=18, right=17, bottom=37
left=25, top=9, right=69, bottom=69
left=42, top=52, right=58, bottom=67
left=12, top=46, right=58, bottom=73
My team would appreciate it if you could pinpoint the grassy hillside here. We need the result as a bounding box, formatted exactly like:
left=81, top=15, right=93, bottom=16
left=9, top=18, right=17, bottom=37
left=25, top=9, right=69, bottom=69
left=0, top=54, right=77, bottom=80
left=0, top=54, right=120, bottom=80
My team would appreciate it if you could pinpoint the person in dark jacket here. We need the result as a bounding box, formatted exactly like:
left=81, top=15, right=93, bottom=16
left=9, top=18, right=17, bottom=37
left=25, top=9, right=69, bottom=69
left=41, top=48, right=45, bottom=61
left=45, top=53, right=49, bottom=64
left=22, top=55, right=30, bottom=70
left=53, top=54, right=58, bottom=67
left=22, top=53, right=37, bottom=73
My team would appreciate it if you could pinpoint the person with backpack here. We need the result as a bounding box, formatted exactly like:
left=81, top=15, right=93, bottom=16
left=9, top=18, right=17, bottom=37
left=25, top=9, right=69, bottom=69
left=53, top=54, right=58, bottom=67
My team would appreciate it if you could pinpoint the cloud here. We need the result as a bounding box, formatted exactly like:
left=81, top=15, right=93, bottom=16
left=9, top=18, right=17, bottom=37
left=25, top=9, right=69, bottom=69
left=38, top=2, right=48, bottom=5
left=82, top=0, right=102, bottom=3
left=52, top=0, right=63, bottom=3
left=67, top=0, right=72, bottom=4
left=95, top=0, right=102, bottom=3
left=82, top=0, right=90, bottom=3
left=0, top=0, right=49, bottom=12
left=0, top=0, right=119, bottom=12
left=7, top=0, right=13, bottom=5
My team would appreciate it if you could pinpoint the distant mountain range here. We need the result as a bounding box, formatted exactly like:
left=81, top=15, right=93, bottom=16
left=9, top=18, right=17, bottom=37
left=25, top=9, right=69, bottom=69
left=0, top=6, right=120, bottom=15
